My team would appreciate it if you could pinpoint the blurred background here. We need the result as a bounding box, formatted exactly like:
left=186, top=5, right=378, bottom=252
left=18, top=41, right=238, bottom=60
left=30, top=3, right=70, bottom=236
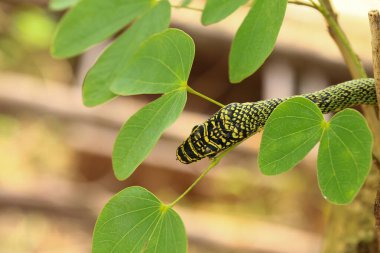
left=0, top=0, right=379, bottom=252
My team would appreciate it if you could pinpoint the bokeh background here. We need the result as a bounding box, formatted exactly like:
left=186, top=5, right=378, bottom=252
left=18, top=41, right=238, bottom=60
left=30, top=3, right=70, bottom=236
left=0, top=0, right=379, bottom=252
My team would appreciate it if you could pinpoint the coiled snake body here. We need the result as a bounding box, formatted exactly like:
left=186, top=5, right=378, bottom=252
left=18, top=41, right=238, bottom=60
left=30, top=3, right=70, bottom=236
left=176, top=78, right=377, bottom=164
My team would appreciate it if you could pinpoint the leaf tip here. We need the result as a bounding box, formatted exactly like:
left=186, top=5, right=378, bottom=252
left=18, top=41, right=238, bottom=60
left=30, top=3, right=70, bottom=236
left=200, top=17, right=212, bottom=26
left=228, top=69, right=243, bottom=84
left=113, top=170, right=128, bottom=181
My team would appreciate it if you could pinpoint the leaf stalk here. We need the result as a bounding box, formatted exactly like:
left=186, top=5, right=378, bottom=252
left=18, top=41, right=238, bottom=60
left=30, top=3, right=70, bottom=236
left=168, top=146, right=235, bottom=207
left=186, top=86, right=225, bottom=107
left=171, top=4, right=202, bottom=12
left=288, top=0, right=317, bottom=9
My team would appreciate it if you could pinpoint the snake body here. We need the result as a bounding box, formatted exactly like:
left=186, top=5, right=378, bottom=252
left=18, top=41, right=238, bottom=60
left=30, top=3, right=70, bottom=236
left=176, top=78, right=377, bottom=164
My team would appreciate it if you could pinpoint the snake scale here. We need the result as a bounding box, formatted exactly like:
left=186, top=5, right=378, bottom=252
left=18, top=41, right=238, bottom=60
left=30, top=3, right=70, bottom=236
left=176, top=78, right=377, bottom=164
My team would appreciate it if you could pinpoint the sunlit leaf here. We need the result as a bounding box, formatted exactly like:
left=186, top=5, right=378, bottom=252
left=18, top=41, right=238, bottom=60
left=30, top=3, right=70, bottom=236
left=318, top=109, right=373, bottom=204
left=83, top=1, right=171, bottom=107
left=111, top=29, right=195, bottom=95
left=113, top=89, right=187, bottom=180
left=259, top=97, right=324, bottom=175
left=229, top=0, right=287, bottom=83
left=93, top=186, right=187, bottom=253
left=201, top=0, right=248, bottom=25
left=52, top=0, right=153, bottom=58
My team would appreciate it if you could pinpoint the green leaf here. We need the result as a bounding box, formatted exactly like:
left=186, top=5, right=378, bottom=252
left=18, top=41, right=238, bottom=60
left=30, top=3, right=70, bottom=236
left=259, top=97, right=324, bottom=175
left=52, top=0, right=153, bottom=58
left=49, top=0, right=79, bottom=10
left=93, top=186, right=187, bottom=253
left=111, top=29, right=195, bottom=96
left=317, top=109, right=373, bottom=204
left=229, top=0, right=287, bottom=83
left=113, top=89, right=187, bottom=180
left=82, top=1, right=171, bottom=107
left=201, top=0, right=248, bottom=25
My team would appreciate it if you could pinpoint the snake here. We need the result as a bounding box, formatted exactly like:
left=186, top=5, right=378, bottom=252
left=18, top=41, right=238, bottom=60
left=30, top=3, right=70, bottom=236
left=176, top=78, right=377, bottom=164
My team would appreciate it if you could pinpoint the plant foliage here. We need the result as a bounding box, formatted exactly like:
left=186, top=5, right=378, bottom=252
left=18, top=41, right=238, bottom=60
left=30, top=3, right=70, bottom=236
left=93, top=187, right=187, bottom=253
left=259, top=98, right=373, bottom=204
left=52, top=0, right=153, bottom=58
left=229, top=0, right=287, bottom=83
left=50, top=0, right=375, bottom=251
left=83, top=1, right=171, bottom=106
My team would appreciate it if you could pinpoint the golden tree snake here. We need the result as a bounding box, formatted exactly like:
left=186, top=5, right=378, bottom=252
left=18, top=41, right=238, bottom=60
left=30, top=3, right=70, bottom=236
left=176, top=78, right=376, bottom=164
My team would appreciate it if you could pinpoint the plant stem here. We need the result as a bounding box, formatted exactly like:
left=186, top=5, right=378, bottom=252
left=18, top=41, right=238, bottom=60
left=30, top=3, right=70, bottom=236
left=171, top=4, right=203, bottom=12
left=369, top=10, right=380, bottom=118
left=368, top=9, right=380, bottom=247
left=314, top=1, right=380, bottom=252
left=288, top=0, right=317, bottom=9
left=168, top=146, right=234, bottom=208
left=317, top=0, right=380, bottom=162
left=187, top=86, right=225, bottom=107
left=317, top=0, right=367, bottom=79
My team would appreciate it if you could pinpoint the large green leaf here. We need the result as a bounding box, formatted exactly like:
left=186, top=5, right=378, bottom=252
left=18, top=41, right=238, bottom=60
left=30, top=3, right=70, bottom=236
left=52, top=0, right=153, bottom=58
left=83, top=1, right=171, bottom=107
left=49, top=0, right=79, bottom=10
left=93, top=186, right=187, bottom=253
left=259, top=97, right=324, bottom=175
left=111, top=29, right=195, bottom=96
left=318, top=109, right=373, bottom=204
left=113, top=89, right=187, bottom=180
left=201, top=0, right=248, bottom=25
left=229, top=0, right=287, bottom=83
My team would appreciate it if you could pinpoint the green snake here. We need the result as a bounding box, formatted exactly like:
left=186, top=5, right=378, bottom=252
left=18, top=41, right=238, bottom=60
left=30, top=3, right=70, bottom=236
left=176, top=78, right=377, bottom=164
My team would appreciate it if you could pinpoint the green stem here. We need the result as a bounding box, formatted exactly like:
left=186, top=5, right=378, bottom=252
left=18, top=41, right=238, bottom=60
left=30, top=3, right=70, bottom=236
left=171, top=4, right=203, bottom=12
left=288, top=0, right=317, bottom=9
left=168, top=146, right=234, bottom=208
left=317, top=0, right=367, bottom=79
left=315, top=2, right=380, bottom=161
left=308, top=0, right=319, bottom=8
left=187, top=86, right=225, bottom=107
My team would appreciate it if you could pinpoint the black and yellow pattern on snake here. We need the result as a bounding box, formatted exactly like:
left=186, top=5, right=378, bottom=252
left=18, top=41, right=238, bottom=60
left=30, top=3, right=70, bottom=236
left=176, top=78, right=377, bottom=164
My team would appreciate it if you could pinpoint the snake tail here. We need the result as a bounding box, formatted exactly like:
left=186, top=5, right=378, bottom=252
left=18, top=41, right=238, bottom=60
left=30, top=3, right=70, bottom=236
left=176, top=78, right=376, bottom=164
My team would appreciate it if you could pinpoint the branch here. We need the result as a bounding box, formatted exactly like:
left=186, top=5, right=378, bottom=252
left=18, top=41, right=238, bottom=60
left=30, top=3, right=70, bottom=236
left=171, top=5, right=203, bottom=12
left=369, top=10, right=380, bottom=118
left=316, top=2, right=380, bottom=252
left=318, top=0, right=367, bottom=79
left=317, top=0, right=380, bottom=163
left=368, top=9, right=380, bottom=247
left=288, top=0, right=317, bottom=9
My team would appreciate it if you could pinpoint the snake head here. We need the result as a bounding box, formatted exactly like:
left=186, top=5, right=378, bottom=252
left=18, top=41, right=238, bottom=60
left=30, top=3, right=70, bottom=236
left=176, top=104, right=240, bottom=164
left=176, top=122, right=218, bottom=164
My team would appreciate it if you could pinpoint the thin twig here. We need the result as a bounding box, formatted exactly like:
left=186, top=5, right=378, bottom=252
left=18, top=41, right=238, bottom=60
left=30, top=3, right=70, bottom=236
left=369, top=10, right=380, bottom=118
left=288, top=0, right=317, bottom=9
left=171, top=5, right=203, bottom=12
left=318, top=0, right=367, bottom=79
left=316, top=2, right=380, bottom=160
left=368, top=9, right=380, bottom=248
left=187, top=86, right=225, bottom=107
left=168, top=145, right=235, bottom=207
